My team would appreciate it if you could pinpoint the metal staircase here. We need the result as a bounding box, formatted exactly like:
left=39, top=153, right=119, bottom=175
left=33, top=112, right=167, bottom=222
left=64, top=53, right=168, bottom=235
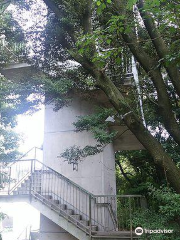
left=0, top=148, right=146, bottom=240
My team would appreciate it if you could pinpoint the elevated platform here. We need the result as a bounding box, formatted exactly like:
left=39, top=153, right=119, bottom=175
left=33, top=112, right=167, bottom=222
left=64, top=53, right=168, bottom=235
left=0, top=63, right=144, bottom=151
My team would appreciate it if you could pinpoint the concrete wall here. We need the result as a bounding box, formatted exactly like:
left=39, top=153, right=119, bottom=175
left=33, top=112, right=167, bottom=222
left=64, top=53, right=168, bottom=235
left=41, top=96, right=117, bottom=239
left=43, top=97, right=116, bottom=195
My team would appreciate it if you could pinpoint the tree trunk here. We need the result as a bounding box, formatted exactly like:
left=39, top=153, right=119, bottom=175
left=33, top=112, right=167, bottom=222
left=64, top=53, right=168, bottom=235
left=121, top=32, right=180, bottom=146
left=95, top=70, right=180, bottom=193
left=137, top=0, right=180, bottom=98
left=42, top=0, right=180, bottom=193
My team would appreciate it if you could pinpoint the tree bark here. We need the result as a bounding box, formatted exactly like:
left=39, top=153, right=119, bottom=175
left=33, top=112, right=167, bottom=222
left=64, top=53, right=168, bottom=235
left=94, top=70, right=180, bottom=193
left=116, top=160, right=132, bottom=185
left=42, top=0, right=180, bottom=193
left=137, top=0, right=180, bottom=98
left=121, top=32, right=180, bottom=146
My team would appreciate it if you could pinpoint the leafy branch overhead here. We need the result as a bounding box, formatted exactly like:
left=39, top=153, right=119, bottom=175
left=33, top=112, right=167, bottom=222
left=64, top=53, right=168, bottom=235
left=1, top=0, right=180, bottom=194
left=35, top=0, right=180, bottom=193
left=1, top=0, right=180, bottom=233
left=59, top=108, right=118, bottom=168
left=74, top=107, right=118, bottom=144
left=58, top=145, right=103, bottom=170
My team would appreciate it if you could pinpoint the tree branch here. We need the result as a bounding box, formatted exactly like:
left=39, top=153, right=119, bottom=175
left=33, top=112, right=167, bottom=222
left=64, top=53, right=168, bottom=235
left=137, top=0, right=180, bottom=98
left=116, top=160, right=132, bottom=185
left=43, top=0, right=63, bottom=19
left=121, top=31, right=180, bottom=146
left=41, top=0, right=180, bottom=193
left=94, top=70, right=180, bottom=193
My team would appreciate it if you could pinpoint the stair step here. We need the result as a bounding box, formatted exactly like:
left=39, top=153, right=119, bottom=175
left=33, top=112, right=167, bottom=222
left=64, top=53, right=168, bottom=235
left=64, top=209, right=73, bottom=215
left=79, top=220, right=89, bottom=226
left=70, top=214, right=81, bottom=221
left=42, top=195, right=52, bottom=200
left=17, top=189, right=41, bottom=194
left=79, top=224, right=98, bottom=232
left=51, top=203, right=66, bottom=210
left=20, top=184, right=41, bottom=188
left=24, top=180, right=30, bottom=184
left=21, top=183, right=30, bottom=187
left=18, top=187, right=30, bottom=191
left=9, top=173, right=122, bottom=237
left=53, top=199, right=60, bottom=204
left=49, top=199, right=66, bottom=208
left=32, top=177, right=42, bottom=179
left=91, top=231, right=139, bottom=239
left=89, top=225, right=98, bottom=231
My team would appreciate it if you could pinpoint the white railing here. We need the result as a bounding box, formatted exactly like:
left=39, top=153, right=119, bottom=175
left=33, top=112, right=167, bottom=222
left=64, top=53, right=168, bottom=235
left=0, top=148, right=146, bottom=238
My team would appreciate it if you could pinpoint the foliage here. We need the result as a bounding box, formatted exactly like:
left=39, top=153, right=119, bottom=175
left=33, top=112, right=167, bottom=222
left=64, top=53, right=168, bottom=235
left=0, top=8, right=26, bottom=65
left=0, top=10, right=25, bottom=161
left=59, top=144, right=102, bottom=170
left=13, top=0, right=179, bottom=193
left=0, top=0, right=180, bottom=235
left=0, top=128, right=19, bottom=161
left=132, top=185, right=180, bottom=239
left=74, top=107, right=118, bottom=144
left=59, top=107, right=119, bottom=168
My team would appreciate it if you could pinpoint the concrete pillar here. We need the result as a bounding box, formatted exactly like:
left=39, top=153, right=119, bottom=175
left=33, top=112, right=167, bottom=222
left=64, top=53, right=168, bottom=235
left=43, top=97, right=116, bottom=195
left=41, top=96, right=117, bottom=239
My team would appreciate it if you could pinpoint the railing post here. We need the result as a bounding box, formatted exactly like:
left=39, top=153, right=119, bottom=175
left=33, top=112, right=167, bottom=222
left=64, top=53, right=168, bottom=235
left=34, top=147, right=37, bottom=160
left=140, top=196, right=148, bottom=209
left=8, top=166, right=12, bottom=195
left=129, top=197, right=133, bottom=240
left=29, top=225, right=32, bottom=240
left=29, top=159, right=34, bottom=201
left=89, top=195, right=92, bottom=237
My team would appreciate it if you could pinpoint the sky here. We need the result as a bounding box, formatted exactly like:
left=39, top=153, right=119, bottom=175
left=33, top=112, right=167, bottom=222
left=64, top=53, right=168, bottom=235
left=15, top=108, right=44, bottom=153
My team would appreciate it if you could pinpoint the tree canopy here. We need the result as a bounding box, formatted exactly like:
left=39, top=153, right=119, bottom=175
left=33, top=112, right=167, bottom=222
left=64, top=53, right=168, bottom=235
left=0, top=8, right=25, bottom=161
left=16, top=0, right=180, bottom=193
left=1, top=0, right=180, bottom=236
left=1, top=0, right=180, bottom=192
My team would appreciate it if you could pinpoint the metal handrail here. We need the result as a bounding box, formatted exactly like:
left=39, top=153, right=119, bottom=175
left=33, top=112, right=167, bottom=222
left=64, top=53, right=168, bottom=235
left=1, top=146, right=144, bottom=200
left=0, top=147, right=41, bottom=195
left=0, top=149, right=146, bottom=236
left=4, top=147, right=38, bottom=166
left=34, top=159, right=144, bottom=200
left=34, top=159, right=95, bottom=197
left=9, top=158, right=144, bottom=199
left=8, top=171, right=31, bottom=195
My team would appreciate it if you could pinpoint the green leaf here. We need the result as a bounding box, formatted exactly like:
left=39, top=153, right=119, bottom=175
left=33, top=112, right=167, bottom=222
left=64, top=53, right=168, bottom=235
left=127, top=0, right=137, bottom=10
left=97, top=1, right=101, bottom=6
left=106, top=39, right=111, bottom=44
left=101, top=3, right=106, bottom=10
left=116, top=57, right=121, bottom=64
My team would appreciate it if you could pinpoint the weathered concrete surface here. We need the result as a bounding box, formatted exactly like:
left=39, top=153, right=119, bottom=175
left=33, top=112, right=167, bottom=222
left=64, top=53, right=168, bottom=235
left=43, top=99, right=116, bottom=196
left=0, top=63, right=38, bottom=81
left=0, top=63, right=143, bottom=240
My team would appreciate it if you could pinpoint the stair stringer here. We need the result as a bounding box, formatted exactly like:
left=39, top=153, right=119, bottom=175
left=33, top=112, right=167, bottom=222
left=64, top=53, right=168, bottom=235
left=0, top=195, right=90, bottom=240
left=30, top=197, right=91, bottom=240
left=0, top=195, right=135, bottom=240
